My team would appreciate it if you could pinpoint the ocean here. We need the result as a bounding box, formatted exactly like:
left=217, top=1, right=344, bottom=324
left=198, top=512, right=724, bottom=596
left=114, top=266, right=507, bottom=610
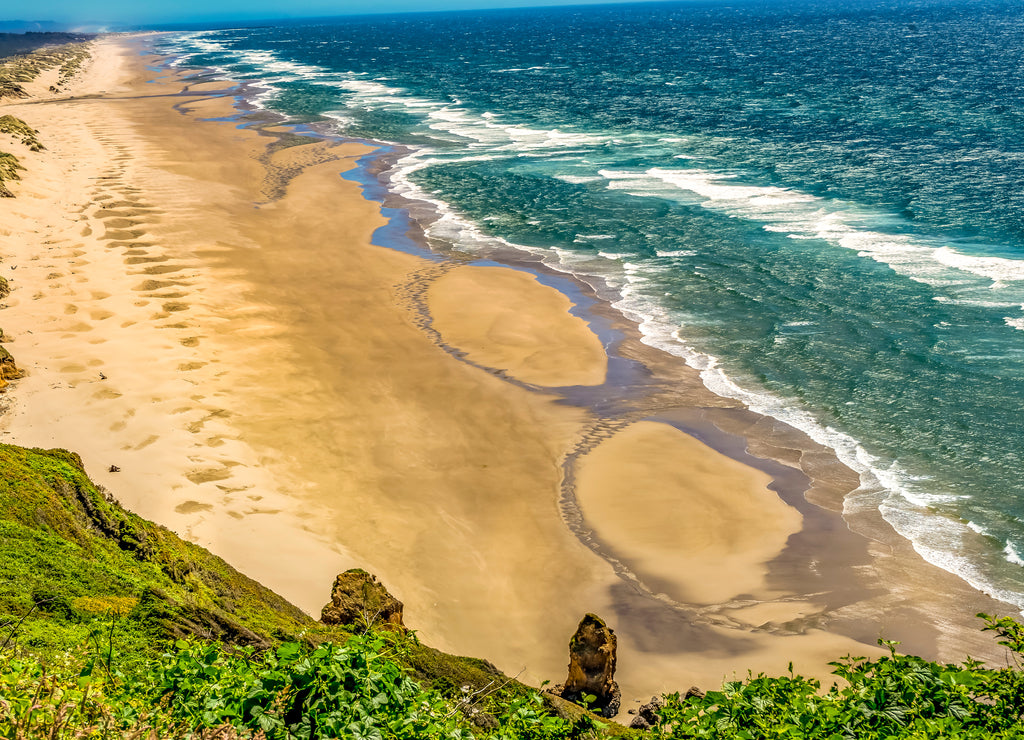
left=158, top=0, right=1024, bottom=610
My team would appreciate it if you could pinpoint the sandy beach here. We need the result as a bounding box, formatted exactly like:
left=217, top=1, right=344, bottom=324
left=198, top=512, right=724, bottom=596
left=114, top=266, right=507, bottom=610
left=0, top=35, right=1015, bottom=705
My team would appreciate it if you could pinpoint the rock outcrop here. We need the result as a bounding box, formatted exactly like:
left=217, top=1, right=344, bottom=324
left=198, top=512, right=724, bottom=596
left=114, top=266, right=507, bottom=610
left=628, top=686, right=703, bottom=728
left=0, top=345, right=23, bottom=389
left=320, top=569, right=405, bottom=632
left=555, top=613, right=620, bottom=718
left=628, top=696, right=664, bottom=730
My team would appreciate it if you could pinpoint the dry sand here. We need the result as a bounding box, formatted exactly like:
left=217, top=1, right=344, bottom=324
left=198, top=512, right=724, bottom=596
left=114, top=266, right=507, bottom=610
left=0, top=35, right=1013, bottom=707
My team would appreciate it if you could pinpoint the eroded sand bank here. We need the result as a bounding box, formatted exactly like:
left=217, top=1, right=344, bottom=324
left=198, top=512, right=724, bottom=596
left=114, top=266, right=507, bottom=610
left=0, top=36, right=1014, bottom=706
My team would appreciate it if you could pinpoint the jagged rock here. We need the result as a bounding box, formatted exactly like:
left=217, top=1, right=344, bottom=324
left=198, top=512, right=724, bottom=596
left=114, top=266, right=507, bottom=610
left=320, top=569, right=405, bottom=631
left=628, top=696, right=664, bottom=730
left=684, top=685, right=705, bottom=701
left=0, top=345, right=23, bottom=389
left=556, top=613, right=621, bottom=718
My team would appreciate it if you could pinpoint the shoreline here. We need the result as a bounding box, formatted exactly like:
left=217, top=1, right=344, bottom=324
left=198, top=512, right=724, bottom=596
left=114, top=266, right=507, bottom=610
left=139, top=39, right=1024, bottom=663
left=0, top=35, right=1015, bottom=705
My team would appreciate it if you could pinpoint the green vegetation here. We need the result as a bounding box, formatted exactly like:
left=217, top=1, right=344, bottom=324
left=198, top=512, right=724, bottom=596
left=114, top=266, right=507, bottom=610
left=0, top=41, right=91, bottom=98
left=656, top=619, right=1024, bottom=738
left=0, top=443, right=313, bottom=661
left=0, top=150, right=21, bottom=197
left=6, top=613, right=1024, bottom=739
left=0, top=116, right=42, bottom=151
left=0, top=115, right=42, bottom=198
left=3, top=439, right=1024, bottom=738
left=0, top=631, right=613, bottom=740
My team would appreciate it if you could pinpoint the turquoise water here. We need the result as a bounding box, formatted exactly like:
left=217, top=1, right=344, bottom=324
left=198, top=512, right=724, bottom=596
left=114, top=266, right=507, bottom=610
left=159, top=0, right=1024, bottom=608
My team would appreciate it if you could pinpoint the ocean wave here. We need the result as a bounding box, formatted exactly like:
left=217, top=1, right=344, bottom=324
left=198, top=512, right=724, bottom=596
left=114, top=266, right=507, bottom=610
left=597, top=167, right=1024, bottom=306
left=1006, top=541, right=1024, bottom=567
left=933, top=246, right=1024, bottom=283
left=555, top=174, right=603, bottom=184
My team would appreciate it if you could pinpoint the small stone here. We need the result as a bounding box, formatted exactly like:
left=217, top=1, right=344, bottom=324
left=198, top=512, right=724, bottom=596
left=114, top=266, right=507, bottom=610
left=629, top=696, right=663, bottom=729
left=108, top=465, right=120, bottom=472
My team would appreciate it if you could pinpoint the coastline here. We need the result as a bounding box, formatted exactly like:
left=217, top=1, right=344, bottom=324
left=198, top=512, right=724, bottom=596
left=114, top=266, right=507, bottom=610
left=0, top=33, right=1015, bottom=706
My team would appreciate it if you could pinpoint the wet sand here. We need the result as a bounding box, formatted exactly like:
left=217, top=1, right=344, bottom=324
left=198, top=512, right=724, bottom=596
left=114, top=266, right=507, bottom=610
left=0, top=35, right=1015, bottom=706
left=576, top=421, right=801, bottom=606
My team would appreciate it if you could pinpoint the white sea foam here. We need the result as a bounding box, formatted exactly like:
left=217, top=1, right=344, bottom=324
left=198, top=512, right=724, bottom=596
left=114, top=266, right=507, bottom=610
left=556, top=174, right=603, bottom=184
left=655, top=249, right=698, bottom=257
left=322, top=111, right=357, bottom=129
left=1006, top=541, right=1024, bottom=567
left=933, top=247, right=1024, bottom=283
left=597, top=167, right=1024, bottom=306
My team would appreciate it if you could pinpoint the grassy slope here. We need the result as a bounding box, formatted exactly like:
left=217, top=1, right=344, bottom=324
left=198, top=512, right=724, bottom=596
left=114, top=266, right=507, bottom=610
left=0, top=444, right=315, bottom=659
left=0, top=441, right=628, bottom=734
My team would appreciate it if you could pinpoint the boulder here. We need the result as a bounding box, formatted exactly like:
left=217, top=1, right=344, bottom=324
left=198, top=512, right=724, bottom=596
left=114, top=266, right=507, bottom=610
left=628, top=696, right=664, bottom=730
left=556, top=613, right=620, bottom=718
left=320, top=569, right=405, bottom=632
left=0, top=345, right=22, bottom=389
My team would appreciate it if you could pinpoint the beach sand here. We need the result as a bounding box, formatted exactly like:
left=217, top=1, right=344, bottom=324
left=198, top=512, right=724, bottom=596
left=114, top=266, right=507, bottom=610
left=576, top=421, right=801, bottom=606
left=429, top=265, right=608, bottom=388
left=0, top=36, right=1014, bottom=706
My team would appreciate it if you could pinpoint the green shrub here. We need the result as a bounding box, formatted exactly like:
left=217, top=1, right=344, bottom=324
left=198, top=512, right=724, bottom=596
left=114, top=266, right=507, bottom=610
left=0, top=630, right=602, bottom=740
left=652, top=614, right=1024, bottom=739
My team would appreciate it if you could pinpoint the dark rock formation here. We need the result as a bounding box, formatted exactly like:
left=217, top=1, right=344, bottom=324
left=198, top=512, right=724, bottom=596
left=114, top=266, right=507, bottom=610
left=628, top=696, right=664, bottom=730
left=320, top=569, right=405, bottom=631
left=628, top=687, right=702, bottom=729
left=556, top=613, right=621, bottom=718
left=0, top=345, right=22, bottom=389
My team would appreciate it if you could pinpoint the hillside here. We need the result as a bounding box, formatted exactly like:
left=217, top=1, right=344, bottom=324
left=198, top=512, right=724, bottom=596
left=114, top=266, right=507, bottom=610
left=0, top=443, right=314, bottom=657
left=0, top=438, right=624, bottom=738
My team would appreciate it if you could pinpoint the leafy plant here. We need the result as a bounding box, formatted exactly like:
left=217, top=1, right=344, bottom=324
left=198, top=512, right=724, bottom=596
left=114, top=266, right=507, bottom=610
left=149, top=634, right=476, bottom=739
left=653, top=615, right=1024, bottom=739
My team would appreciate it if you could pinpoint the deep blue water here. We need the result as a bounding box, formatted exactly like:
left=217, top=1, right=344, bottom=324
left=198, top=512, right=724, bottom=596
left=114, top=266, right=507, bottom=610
left=160, top=0, right=1024, bottom=608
